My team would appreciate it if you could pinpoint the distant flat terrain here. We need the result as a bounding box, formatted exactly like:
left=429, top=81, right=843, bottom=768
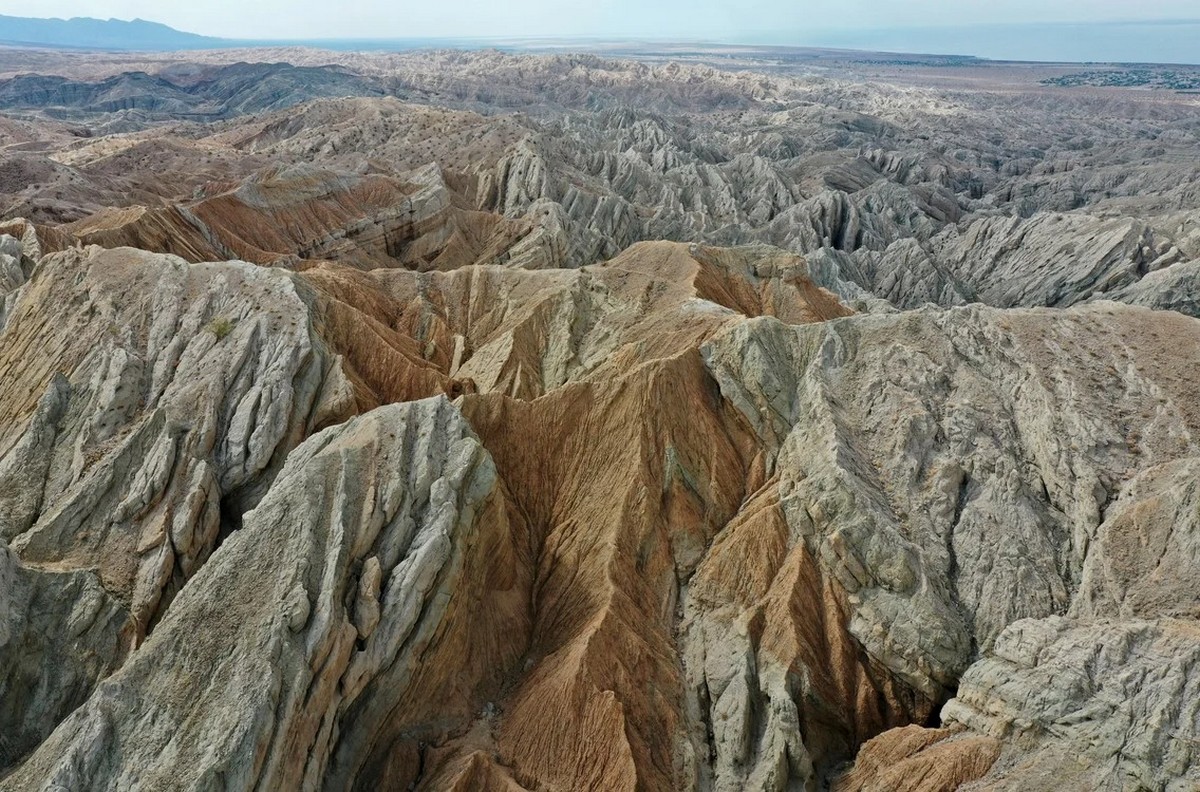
left=4, top=40, right=1200, bottom=95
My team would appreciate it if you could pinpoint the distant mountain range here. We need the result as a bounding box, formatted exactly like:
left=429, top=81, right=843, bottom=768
left=0, top=14, right=224, bottom=50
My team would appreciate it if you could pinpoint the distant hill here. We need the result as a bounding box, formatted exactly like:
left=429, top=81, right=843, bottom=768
left=0, top=14, right=225, bottom=51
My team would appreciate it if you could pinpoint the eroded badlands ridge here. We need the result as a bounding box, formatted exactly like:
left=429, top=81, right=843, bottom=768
left=0, top=235, right=1197, bottom=790
left=1, top=46, right=1199, bottom=792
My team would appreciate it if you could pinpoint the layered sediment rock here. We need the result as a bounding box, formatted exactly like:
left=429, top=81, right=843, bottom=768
left=1, top=46, right=1199, bottom=792
left=53, top=163, right=561, bottom=272
left=3, top=229, right=1199, bottom=790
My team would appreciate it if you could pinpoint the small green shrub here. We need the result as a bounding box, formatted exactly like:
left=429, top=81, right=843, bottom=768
left=207, top=317, right=236, bottom=341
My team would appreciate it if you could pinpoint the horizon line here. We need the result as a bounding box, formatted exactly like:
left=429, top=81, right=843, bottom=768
left=6, top=13, right=1200, bottom=42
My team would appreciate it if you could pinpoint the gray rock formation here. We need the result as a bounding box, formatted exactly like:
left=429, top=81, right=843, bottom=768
left=0, top=243, right=355, bottom=645
left=943, top=616, right=1200, bottom=791
left=0, top=544, right=131, bottom=773
left=1, top=397, right=527, bottom=791
left=841, top=212, right=1178, bottom=310
left=0, top=235, right=24, bottom=294
left=697, top=301, right=1200, bottom=787
left=1107, top=258, right=1200, bottom=317
left=0, top=231, right=36, bottom=331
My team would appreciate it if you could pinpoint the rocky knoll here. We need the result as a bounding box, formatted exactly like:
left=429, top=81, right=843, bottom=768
left=3, top=398, right=528, bottom=791
left=701, top=303, right=1200, bottom=790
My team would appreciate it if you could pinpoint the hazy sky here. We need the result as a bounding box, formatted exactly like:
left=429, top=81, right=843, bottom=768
left=2, top=0, right=1199, bottom=40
